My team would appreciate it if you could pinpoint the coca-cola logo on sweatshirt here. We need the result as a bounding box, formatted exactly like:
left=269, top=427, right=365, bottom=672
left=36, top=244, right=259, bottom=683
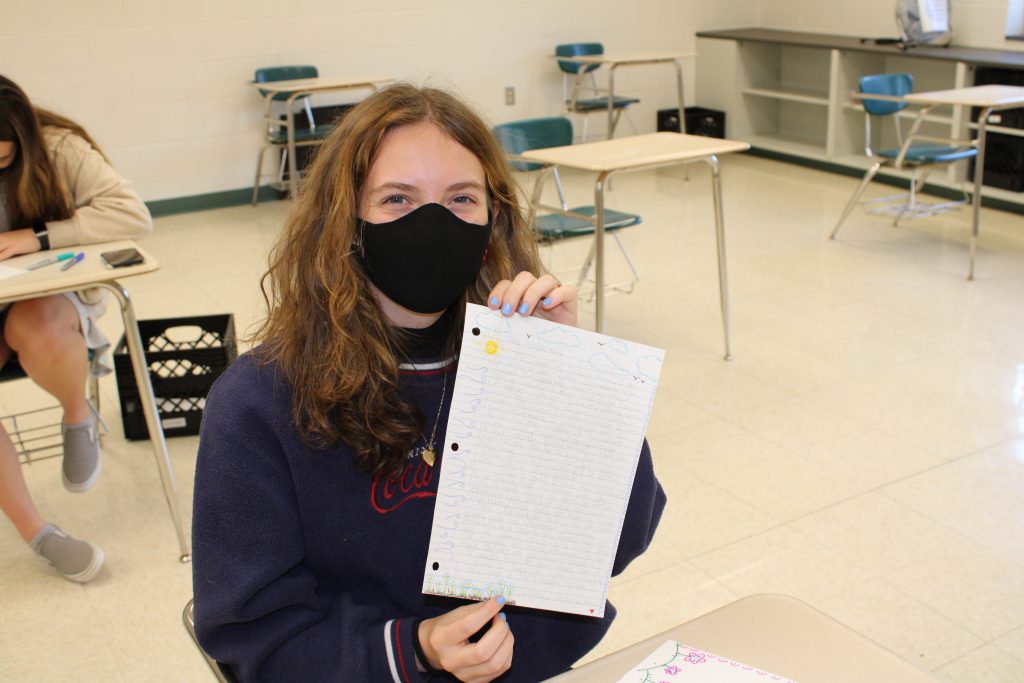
left=370, top=457, right=436, bottom=514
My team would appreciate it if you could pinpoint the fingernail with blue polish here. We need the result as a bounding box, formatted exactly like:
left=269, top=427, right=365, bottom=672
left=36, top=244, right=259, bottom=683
left=489, top=296, right=499, bottom=307
left=499, top=613, right=507, bottom=622
left=518, top=302, right=529, bottom=314
left=501, top=303, right=512, bottom=315
left=542, top=297, right=552, bottom=306
left=496, top=595, right=506, bottom=606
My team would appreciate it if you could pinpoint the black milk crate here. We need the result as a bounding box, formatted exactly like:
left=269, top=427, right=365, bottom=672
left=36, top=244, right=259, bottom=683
left=114, top=314, right=237, bottom=440
left=972, top=67, right=1024, bottom=130
left=657, top=106, right=726, bottom=138
left=970, top=132, right=1024, bottom=192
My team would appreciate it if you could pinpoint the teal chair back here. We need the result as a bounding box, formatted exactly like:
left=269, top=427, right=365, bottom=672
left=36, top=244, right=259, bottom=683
left=555, top=43, right=603, bottom=75
left=831, top=70, right=977, bottom=242
left=492, top=117, right=640, bottom=291
left=493, top=117, right=573, bottom=172
left=254, top=65, right=318, bottom=100
left=860, top=72, right=912, bottom=116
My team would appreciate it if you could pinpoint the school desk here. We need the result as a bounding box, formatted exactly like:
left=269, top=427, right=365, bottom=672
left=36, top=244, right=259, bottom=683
left=250, top=76, right=394, bottom=196
left=554, top=51, right=696, bottom=139
left=0, top=240, right=190, bottom=561
left=521, top=132, right=749, bottom=359
left=548, top=593, right=941, bottom=682
left=902, top=85, right=1024, bottom=279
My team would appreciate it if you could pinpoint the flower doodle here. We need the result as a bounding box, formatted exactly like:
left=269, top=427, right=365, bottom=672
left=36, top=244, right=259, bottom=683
left=685, top=651, right=706, bottom=664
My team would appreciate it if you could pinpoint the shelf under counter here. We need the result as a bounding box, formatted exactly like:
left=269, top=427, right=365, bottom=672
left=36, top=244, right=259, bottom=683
left=744, top=86, right=830, bottom=106
left=696, top=28, right=1024, bottom=212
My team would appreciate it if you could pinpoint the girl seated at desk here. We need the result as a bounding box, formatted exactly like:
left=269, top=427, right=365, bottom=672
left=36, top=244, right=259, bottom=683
left=0, top=74, right=153, bottom=582
left=192, top=83, right=665, bottom=682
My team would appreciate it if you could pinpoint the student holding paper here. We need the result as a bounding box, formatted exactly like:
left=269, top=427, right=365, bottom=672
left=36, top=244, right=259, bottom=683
left=192, top=83, right=665, bottom=682
left=0, top=74, right=152, bottom=583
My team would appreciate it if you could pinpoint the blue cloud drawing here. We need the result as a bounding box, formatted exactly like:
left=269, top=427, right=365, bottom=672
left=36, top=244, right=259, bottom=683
left=636, top=355, right=662, bottom=384
left=536, top=327, right=582, bottom=347
left=589, top=352, right=629, bottom=376
left=472, top=311, right=512, bottom=334
left=608, top=339, right=628, bottom=354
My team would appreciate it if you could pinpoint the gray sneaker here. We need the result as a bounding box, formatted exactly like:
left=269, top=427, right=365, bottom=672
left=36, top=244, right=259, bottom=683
left=62, top=408, right=102, bottom=492
left=30, top=523, right=105, bottom=583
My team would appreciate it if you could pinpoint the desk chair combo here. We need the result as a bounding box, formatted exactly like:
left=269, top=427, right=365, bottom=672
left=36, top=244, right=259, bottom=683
left=1, top=357, right=102, bottom=465
left=831, top=72, right=978, bottom=238
left=251, top=65, right=332, bottom=205
left=555, top=43, right=639, bottom=141
left=493, top=116, right=641, bottom=300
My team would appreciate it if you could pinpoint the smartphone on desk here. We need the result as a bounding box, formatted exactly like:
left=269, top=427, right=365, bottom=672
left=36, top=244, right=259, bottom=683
left=100, top=248, right=144, bottom=269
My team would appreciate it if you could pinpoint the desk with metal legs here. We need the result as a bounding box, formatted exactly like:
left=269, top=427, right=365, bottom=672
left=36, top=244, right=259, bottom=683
left=0, top=240, right=190, bottom=561
left=555, top=51, right=695, bottom=139
left=522, top=132, right=749, bottom=359
left=250, top=76, right=394, bottom=197
left=902, top=84, right=1024, bottom=279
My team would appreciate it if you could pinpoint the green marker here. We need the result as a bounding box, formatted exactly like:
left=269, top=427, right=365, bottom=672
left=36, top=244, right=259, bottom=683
left=27, top=252, right=76, bottom=270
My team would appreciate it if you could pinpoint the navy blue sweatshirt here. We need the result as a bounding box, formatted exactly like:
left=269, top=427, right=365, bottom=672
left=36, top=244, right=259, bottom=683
left=192, top=345, right=666, bottom=682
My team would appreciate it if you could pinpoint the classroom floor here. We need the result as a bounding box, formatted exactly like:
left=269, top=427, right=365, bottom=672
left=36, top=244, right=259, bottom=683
left=1, top=153, right=1023, bottom=682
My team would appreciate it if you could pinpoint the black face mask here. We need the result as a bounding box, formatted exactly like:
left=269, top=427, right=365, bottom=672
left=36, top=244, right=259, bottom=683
left=357, top=203, right=492, bottom=314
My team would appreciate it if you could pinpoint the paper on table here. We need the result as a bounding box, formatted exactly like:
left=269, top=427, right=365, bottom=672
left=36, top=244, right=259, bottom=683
left=615, top=640, right=799, bottom=683
left=0, top=265, right=26, bottom=282
left=421, top=303, right=663, bottom=617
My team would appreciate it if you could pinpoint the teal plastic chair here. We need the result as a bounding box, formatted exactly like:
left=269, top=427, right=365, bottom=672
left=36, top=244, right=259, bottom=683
left=254, top=65, right=318, bottom=124
left=493, top=117, right=641, bottom=297
left=831, top=72, right=978, bottom=237
left=555, top=43, right=640, bottom=141
left=252, top=65, right=334, bottom=204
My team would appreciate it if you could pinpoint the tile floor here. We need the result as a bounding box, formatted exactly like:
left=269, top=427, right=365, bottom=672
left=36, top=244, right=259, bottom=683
left=1, top=154, right=1022, bottom=682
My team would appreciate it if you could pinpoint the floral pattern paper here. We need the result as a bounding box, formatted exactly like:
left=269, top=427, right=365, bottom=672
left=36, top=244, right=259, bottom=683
left=615, top=640, right=799, bottom=683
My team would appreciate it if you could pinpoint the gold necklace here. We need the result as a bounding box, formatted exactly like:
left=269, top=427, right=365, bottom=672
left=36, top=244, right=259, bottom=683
left=417, top=371, right=448, bottom=467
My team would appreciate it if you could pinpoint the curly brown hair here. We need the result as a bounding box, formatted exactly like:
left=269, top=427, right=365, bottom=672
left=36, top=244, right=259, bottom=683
left=254, top=83, right=543, bottom=477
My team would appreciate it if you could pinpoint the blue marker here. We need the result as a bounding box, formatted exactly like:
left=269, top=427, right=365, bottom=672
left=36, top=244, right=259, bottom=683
left=60, top=252, right=85, bottom=271
left=27, top=252, right=75, bottom=270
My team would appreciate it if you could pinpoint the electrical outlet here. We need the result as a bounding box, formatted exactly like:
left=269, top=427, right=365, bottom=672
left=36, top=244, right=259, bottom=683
left=505, top=86, right=515, bottom=106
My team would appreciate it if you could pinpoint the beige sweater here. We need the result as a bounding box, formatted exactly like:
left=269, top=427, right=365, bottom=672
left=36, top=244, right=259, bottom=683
left=0, top=127, right=153, bottom=246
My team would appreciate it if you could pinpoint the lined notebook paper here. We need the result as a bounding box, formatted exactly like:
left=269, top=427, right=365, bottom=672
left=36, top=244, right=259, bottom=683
left=421, top=304, right=663, bottom=617
left=615, top=640, right=799, bottom=683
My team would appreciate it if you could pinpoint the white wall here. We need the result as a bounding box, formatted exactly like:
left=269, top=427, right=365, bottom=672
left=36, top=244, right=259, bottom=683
left=0, top=0, right=758, bottom=202
left=5, top=1, right=1018, bottom=204
left=755, top=0, right=1020, bottom=49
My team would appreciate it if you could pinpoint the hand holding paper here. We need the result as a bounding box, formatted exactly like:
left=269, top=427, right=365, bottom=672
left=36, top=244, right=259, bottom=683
left=422, top=304, right=664, bottom=617
left=487, top=270, right=578, bottom=327
left=418, top=596, right=513, bottom=682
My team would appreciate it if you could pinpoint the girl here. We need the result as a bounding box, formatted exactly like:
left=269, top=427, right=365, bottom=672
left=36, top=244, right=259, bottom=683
left=192, top=83, right=665, bottom=682
left=0, top=74, right=153, bottom=582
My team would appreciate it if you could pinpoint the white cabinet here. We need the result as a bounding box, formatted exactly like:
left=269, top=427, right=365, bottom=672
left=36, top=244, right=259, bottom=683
left=696, top=29, right=1024, bottom=207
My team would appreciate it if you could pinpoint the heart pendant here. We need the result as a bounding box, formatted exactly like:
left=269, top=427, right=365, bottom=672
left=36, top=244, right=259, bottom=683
left=422, top=447, right=436, bottom=467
